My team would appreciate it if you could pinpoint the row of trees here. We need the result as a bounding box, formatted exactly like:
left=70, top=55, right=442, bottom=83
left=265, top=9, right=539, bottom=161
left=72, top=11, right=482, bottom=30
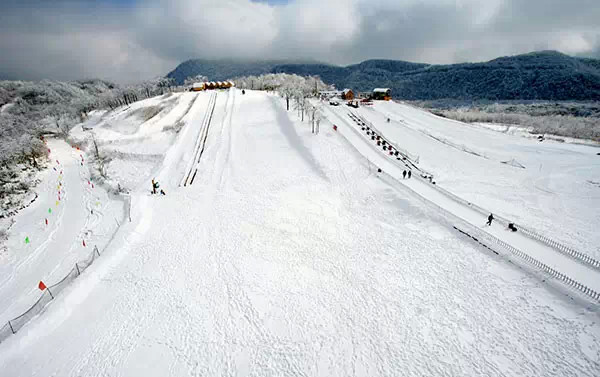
left=234, top=73, right=331, bottom=133
left=433, top=109, right=600, bottom=141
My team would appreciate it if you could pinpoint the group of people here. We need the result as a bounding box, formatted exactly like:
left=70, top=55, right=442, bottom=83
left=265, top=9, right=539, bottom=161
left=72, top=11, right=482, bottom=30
left=402, top=170, right=412, bottom=179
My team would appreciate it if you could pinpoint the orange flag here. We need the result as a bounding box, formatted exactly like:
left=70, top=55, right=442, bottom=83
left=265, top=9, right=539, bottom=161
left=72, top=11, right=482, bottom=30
left=38, top=281, right=47, bottom=291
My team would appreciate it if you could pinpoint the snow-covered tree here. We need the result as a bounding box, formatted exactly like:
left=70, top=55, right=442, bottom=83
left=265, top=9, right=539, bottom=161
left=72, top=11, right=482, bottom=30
left=184, top=75, right=208, bottom=86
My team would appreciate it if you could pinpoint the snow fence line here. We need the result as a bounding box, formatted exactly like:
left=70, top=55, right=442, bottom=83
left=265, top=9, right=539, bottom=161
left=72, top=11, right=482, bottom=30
left=381, top=172, right=600, bottom=304
left=348, top=109, right=600, bottom=273
left=0, top=245, right=102, bottom=345
left=430, top=180, right=600, bottom=272
left=453, top=225, right=600, bottom=303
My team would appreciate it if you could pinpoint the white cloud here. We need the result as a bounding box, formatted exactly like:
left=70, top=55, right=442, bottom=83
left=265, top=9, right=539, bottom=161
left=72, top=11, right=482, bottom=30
left=0, top=0, right=598, bottom=82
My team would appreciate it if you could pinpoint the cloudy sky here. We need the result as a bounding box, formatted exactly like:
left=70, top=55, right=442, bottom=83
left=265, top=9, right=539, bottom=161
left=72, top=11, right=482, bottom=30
left=1, top=0, right=599, bottom=83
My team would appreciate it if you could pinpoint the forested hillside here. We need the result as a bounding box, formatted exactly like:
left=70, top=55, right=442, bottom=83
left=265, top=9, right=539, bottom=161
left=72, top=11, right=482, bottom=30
left=168, top=51, right=600, bottom=101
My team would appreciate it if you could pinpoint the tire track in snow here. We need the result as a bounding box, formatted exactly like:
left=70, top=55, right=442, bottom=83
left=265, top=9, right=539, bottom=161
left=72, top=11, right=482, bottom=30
left=183, top=92, right=218, bottom=186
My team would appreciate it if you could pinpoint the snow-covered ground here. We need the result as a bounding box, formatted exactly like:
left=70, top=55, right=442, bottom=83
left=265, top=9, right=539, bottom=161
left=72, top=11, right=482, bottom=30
left=0, top=90, right=598, bottom=376
left=0, top=139, right=122, bottom=325
left=354, top=101, right=600, bottom=258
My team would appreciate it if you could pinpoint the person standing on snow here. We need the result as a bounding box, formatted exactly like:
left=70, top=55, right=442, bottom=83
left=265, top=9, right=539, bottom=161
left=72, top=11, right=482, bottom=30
left=403, top=170, right=407, bottom=179
left=487, top=213, right=494, bottom=226
left=408, top=170, right=411, bottom=179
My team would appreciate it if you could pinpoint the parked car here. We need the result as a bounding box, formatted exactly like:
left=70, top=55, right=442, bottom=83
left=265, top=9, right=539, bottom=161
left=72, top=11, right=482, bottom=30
left=329, top=100, right=340, bottom=106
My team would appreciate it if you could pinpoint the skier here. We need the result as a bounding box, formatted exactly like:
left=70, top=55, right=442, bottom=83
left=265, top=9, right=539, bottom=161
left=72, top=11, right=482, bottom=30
left=408, top=170, right=411, bottom=179
left=387, top=118, right=390, bottom=123
left=242, top=89, right=245, bottom=95
left=402, top=170, right=407, bottom=179
left=160, top=189, right=166, bottom=196
left=486, top=213, right=494, bottom=226
left=151, top=179, right=159, bottom=195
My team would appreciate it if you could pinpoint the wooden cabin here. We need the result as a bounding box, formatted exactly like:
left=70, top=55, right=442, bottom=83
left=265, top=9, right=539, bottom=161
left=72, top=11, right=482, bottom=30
left=372, top=88, right=391, bottom=101
left=190, top=82, right=205, bottom=91
left=341, top=89, right=355, bottom=101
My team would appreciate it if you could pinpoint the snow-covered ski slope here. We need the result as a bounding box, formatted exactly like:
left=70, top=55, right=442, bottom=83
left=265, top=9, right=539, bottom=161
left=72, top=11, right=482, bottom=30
left=0, top=90, right=598, bottom=376
left=0, top=140, right=122, bottom=326
left=357, top=101, right=600, bottom=258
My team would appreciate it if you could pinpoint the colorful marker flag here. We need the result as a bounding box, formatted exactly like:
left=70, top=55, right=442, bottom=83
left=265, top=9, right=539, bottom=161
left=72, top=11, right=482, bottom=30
left=82, top=240, right=86, bottom=247
left=25, top=236, right=30, bottom=244
left=45, top=218, right=48, bottom=225
left=48, top=208, right=52, bottom=213
left=55, top=201, right=59, bottom=206
left=38, top=281, right=47, bottom=291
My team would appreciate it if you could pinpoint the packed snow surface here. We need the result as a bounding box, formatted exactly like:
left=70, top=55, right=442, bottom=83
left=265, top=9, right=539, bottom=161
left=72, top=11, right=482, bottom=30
left=0, top=90, right=598, bottom=376
left=360, top=101, right=600, bottom=257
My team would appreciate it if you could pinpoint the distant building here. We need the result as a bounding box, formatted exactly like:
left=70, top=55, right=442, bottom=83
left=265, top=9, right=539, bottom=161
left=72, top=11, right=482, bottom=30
left=191, top=82, right=205, bottom=91
left=341, top=89, right=355, bottom=100
left=372, top=88, right=391, bottom=101
left=202, top=81, right=235, bottom=90
left=319, top=90, right=341, bottom=99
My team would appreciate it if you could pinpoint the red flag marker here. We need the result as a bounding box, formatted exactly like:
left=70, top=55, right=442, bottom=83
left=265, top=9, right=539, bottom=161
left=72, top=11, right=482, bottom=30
left=45, top=218, right=48, bottom=225
left=92, top=184, right=94, bottom=188
left=38, top=281, right=47, bottom=291
left=82, top=240, right=86, bottom=247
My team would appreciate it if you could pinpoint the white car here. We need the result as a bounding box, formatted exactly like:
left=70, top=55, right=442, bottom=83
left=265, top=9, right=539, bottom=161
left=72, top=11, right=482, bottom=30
left=329, top=100, right=340, bottom=106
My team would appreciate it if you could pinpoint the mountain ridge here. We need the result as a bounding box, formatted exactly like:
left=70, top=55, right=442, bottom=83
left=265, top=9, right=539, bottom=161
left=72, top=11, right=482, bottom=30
left=166, top=51, right=600, bottom=100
